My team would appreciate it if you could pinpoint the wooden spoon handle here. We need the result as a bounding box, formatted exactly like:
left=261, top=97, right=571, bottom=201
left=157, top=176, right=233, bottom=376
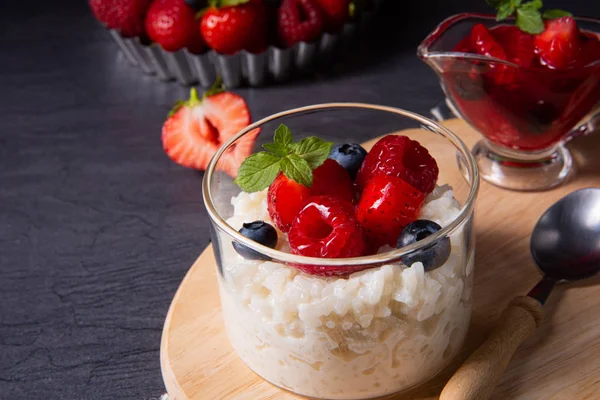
left=439, top=296, right=543, bottom=400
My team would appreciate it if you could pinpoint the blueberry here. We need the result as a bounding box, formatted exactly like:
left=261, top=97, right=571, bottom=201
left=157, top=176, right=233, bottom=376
left=328, top=143, right=367, bottom=179
left=397, top=220, right=450, bottom=271
left=233, top=221, right=278, bottom=260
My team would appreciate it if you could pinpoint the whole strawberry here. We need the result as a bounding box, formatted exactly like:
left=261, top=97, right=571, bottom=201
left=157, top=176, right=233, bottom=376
left=200, top=0, right=268, bottom=54
left=89, top=0, right=152, bottom=37
left=145, top=0, right=206, bottom=53
left=313, top=0, right=349, bottom=32
left=278, top=0, right=324, bottom=47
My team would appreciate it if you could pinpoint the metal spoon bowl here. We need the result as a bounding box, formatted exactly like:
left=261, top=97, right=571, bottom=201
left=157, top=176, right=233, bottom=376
left=531, top=188, right=600, bottom=282
left=440, top=187, right=600, bottom=400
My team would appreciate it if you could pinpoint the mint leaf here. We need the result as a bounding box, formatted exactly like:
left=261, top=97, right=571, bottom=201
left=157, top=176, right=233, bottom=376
left=280, top=154, right=313, bottom=188
left=290, top=137, right=333, bottom=169
left=496, top=1, right=516, bottom=20
left=274, top=124, right=293, bottom=147
left=234, top=123, right=332, bottom=192
left=516, top=2, right=544, bottom=34
left=234, top=152, right=281, bottom=192
left=543, top=9, right=572, bottom=19
left=523, top=0, right=542, bottom=11
left=262, top=142, right=289, bottom=157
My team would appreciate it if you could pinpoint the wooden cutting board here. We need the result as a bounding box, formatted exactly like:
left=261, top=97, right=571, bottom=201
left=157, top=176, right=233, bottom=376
left=160, top=118, right=600, bottom=400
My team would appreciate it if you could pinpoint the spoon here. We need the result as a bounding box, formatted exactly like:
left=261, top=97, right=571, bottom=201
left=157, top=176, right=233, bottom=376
left=440, top=187, right=600, bottom=400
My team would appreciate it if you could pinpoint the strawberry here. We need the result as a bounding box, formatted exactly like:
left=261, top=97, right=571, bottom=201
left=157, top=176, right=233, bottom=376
left=267, top=159, right=355, bottom=232
left=267, top=173, right=312, bottom=233
left=162, top=83, right=258, bottom=177
left=311, top=159, right=356, bottom=204
left=200, top=0, right=268, bottom=54
left=89, top=0, right=152, bottom=37
left=145, top=0, right=206, bottom=53
left=356, top=135, right=439, bottom=195
left=313, top=0, right=349, bottom=32
left=534, top=17, right=581, bottom=69
left=278, top=0, right=324, bottom=47
left=492, top=25, right=535, bottom=67
left=288, top=196, right=368, bottom=271
left=469, top=23, right=517, bottom=84
left=356, top=176, right=425, bottom=248
left=470, top=23, right=508, bottom=61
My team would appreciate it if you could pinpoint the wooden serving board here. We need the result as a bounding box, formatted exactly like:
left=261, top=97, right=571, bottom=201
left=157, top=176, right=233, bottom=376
left=161, top=119, right=600, bottom=400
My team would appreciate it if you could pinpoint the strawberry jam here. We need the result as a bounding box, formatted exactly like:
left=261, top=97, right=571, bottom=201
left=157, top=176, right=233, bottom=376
left=445, top=20, right=600, bottom=151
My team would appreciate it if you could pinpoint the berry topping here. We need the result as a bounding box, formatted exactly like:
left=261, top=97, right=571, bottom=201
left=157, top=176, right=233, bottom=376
left=288, top=196, right=368, bottom=271
left=492, top=25, right=536, bottom=67
left=328, top=143, right=367, bottom=180
left=356, top=176, right=425, bottom=248
left=278, top=0, right=325, bottom=47
left=311, top=159, right=356, bottom=204
left=267, top=173, right=312, bottom=232
left=534, top=16, right=581, bottom=69
left=470, top=23, right=508, bottom=61
left=89, top=0, right=152, bottom=37
left=397, top=219, right=450, bottom=271
left=356, top=135, right=439, bottom=195
left=313, top=0, right=350, bottom=32
left=145, top=0, right=206, bottom=53
left=267, top=159, right=354, bottom=232
left=233, top=221, right=278, bottom=260
left=200, top=0, right=268, bottom=54
left=162, top=81, right=258, bottom=177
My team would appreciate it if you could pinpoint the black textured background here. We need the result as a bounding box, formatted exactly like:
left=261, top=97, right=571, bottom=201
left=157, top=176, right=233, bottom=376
left=1, top=1, right=598, bottom=399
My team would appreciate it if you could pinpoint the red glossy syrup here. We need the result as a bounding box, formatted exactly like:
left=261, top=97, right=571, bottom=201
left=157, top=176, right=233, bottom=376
left=446, top=25, right=600, bottom=151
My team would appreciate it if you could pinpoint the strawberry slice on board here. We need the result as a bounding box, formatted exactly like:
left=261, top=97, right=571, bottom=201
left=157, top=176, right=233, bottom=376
left=534, top=17, right=581, bottom=69
left=161, top=82, right=259, bottom=178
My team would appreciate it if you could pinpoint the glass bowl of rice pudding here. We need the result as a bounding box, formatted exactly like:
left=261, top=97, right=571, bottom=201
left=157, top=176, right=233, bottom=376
left=202, top=104, right=479, bottom=399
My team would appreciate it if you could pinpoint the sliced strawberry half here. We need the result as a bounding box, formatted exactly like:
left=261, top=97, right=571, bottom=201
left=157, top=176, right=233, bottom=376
left=162, top=84, right=259, bottom=177
left=534, top=17, right=581, bottom=69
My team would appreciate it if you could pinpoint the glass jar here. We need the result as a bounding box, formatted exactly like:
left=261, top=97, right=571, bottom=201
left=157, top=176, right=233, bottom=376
left=202, top=103, right=479, bottom=399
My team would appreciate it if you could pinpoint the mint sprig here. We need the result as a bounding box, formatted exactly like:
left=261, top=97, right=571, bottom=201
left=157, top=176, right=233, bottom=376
left=486, top=0, right=572, bottom=34
left=234, top=124, right=333, bottom=193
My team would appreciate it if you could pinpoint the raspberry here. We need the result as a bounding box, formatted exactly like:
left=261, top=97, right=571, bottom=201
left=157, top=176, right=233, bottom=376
left=268, top=160, right=355, bottom=232
left=277, top=0, right=324, bottom=47
left=288, top=196, right=368, bottom=276
left=356, top=135, right=439, bottom=195
left=356, top=176, right=425, bottom=248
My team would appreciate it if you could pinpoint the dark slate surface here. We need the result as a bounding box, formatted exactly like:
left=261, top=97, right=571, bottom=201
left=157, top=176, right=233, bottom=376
left=1, top=1, right=598, bottom=399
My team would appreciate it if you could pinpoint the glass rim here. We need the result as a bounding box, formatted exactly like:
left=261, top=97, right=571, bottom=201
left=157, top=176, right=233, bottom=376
left=202, top=103, right=480, bottom=267
left=417, top=13, right=600, bottom=70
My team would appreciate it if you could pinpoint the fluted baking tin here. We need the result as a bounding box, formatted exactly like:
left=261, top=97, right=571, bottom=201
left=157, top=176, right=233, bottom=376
left=107, top=4, right=380, bottom=88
